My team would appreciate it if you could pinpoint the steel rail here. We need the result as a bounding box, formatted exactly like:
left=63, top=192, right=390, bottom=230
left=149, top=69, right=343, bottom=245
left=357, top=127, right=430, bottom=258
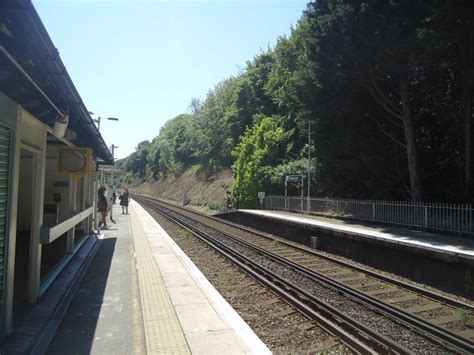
left=135, top=195, right=474, bottom=353
left=136, top=196, right=408, bottom=354
left=168, top=203, right=474, bottom=353
left=208, top=223, right=474, bottom=353
left=134, top=193, right=473, bottom=311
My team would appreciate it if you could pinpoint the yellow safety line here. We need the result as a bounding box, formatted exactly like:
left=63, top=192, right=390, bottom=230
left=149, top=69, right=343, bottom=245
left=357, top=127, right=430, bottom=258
left=130, top=204, right=191, bottom=354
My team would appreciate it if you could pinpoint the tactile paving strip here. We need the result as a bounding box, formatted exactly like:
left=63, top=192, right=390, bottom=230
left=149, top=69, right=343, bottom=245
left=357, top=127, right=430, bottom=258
left=130, top=205, right=191, bottom=354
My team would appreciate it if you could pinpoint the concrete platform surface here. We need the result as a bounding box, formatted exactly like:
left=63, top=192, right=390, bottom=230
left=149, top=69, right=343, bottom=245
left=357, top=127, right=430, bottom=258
left=240, top=209, right=474, bottom=260
left=132, top=200, right=271, bottom=355
left=47, top=202, right=270, bottom=354
left=47, top=205, right=146, bottom=354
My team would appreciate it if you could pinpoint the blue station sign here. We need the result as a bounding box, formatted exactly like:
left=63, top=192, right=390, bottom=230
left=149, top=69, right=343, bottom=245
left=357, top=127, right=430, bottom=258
left=286, top=175, right=303, bottom=182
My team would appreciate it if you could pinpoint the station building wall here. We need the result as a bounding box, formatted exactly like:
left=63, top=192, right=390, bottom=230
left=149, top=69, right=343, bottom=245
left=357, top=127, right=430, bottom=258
left=0, top=91, right=98, bottom=339
left=0, top=92, right=21, bottom=339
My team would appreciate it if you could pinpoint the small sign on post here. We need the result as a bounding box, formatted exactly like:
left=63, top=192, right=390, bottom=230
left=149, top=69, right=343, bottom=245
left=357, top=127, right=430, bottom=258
left=286, top=175, right=303, bottom=182
left=285, top=175, right=304, bottom=211
left=258, top=191, right=265, bottom=209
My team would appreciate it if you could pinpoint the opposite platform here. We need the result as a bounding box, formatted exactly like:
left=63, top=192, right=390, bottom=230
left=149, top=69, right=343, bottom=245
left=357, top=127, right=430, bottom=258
left=218, top=209, right=474, bottom=296
left=239, top=209, right=474, bottom=262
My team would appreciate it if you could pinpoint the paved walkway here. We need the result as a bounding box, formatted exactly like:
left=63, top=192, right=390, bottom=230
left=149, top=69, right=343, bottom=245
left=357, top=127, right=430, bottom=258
left=47, top=205, right=146, bottom=354
left=130, top=200, right=269, bottom=354
left=47, top=202, right=269, bottom=354
left=240, top=210, right=474, bottom=260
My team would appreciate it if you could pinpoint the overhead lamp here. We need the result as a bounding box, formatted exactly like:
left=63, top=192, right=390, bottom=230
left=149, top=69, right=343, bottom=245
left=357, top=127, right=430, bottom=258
left=92, top=116, right=119, bottom=132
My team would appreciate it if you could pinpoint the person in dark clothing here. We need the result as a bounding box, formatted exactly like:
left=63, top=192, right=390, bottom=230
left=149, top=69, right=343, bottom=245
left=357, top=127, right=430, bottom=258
left=119, top=187, right=130, bottom=214
left=97, top=186, right=108, bottom=229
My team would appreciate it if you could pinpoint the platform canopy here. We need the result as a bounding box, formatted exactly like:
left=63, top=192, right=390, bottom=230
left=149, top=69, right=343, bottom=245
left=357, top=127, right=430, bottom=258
left=0, top=0, right=114, bottom=164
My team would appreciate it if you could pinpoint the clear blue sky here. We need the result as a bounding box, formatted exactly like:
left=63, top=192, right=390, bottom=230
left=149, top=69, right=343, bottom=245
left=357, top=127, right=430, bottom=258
left=35, top=0, right=309, bottom=159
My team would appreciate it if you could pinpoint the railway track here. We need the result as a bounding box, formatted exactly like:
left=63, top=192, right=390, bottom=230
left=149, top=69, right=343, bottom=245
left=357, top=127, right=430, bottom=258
left=143, top=203, right=352, bottom=353
left=134, top=194, right=474, bottom=353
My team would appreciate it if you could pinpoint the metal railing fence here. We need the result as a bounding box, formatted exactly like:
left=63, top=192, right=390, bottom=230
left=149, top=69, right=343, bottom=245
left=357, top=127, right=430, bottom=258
left=266, top=195, right=473, bottom=236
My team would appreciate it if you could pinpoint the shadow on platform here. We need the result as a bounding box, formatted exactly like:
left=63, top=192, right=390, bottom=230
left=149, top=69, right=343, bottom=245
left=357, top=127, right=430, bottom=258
left=46, top=237, right=116, bottom=354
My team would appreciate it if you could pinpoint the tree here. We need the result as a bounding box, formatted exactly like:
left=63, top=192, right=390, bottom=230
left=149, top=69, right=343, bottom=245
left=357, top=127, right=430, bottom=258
left=122, top=140, right=150, bottom=178
left=232, top=116, right=285, bottom=207
left=305, top=0, right=431, bottom=200
left=187, top=97, right=202, bottom=116
left=430, top=0, right=474, bottom=200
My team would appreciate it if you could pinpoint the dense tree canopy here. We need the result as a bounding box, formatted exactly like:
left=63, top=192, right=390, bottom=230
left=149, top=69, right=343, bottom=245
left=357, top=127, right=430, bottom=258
left=120, top=0, right=474, bottom=206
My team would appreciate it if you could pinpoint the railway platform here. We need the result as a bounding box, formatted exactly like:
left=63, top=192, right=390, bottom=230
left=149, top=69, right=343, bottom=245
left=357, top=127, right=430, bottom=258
left=3, top=201, right=269, bottom=354
left=218, top=209, right=474, bottom=297
left=237, top=209, right=474, bottom=262
left=47, top=200, right=269, bottom=354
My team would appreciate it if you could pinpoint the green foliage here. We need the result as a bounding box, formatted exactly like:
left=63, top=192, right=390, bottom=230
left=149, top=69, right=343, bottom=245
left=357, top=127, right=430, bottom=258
left=192, top=78, right=240, bottom=166
left=262, top=158, right=311, bottom=191
left=123, top=172, right=134, bottom=185
left=232, top=117, right=285, bottom=207
left=154, top=114, right=197, bottom=174
left=121, top=140, right=150, bottom=178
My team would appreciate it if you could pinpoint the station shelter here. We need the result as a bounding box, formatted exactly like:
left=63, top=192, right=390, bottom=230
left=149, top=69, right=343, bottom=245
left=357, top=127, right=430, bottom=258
left=0, top=1, right=114, bottom=338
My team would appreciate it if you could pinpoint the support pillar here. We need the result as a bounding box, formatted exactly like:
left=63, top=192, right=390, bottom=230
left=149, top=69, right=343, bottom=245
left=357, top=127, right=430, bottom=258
left=92, top=164, right=98, bottom=231
left=27, top=130, right=46, bottom=304
left=83, top=172, right=92, bottom=234
left=89, top=169, right=95, bottom=232
left=81, top=175, right=87, bottom=232
left=67, top=175, right=77, bottom=253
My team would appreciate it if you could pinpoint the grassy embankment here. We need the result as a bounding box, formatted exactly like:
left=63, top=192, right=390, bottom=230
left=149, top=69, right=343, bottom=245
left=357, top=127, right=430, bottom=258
left=131, top=165, right=233, bottom=213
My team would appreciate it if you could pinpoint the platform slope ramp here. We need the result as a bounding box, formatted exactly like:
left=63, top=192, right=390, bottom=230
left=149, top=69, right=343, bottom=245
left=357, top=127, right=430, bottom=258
left=130, top=200, right=271, bottom=354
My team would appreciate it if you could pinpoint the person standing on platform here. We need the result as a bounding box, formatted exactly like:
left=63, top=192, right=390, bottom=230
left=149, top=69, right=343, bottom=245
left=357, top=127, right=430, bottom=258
left=120, top=187, right=130, bottom=214
left=97, top=187, right=108, bottom=229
